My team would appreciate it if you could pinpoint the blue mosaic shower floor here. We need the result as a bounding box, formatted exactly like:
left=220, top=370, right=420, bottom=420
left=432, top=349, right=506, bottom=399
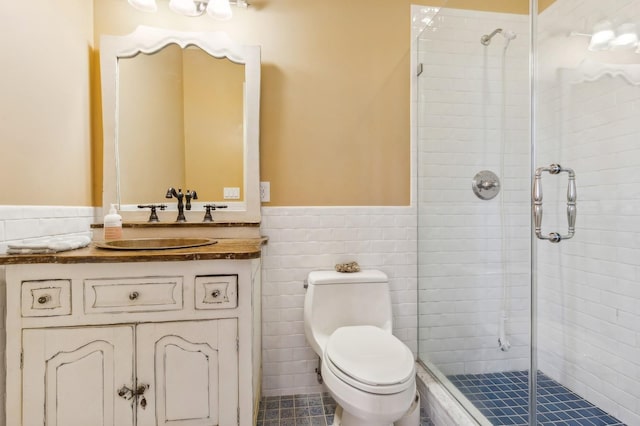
left=448, top=370, right=626, bottom=425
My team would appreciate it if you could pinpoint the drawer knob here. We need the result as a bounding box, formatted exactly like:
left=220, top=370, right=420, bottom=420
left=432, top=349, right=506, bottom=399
left=129, top=291, right=139, bottom=301
left=211, top=290, right=221, bottom=298
left=37, top=295, right=51, bottom=304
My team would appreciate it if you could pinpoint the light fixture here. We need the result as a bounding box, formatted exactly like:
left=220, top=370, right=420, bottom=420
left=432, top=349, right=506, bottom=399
left=169, top=0, right=202, bottom=16
left=128, top=0, right=248, bottom=19
left=610, top=23, right=639, bottom=50
left=207, top=0, right=232, bottom=20
left=128, top=0, right=158, bottom=13
left=588, top=20, right=615, bottom=51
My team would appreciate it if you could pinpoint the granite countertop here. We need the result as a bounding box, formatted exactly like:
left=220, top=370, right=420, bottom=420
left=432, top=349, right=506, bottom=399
left=0, top=237, right=267, bottom=265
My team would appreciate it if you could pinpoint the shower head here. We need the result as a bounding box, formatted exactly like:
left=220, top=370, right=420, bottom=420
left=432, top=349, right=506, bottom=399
left=502, top=30, right=517, bottom=41
left=480, top=28, right=517, bottom=46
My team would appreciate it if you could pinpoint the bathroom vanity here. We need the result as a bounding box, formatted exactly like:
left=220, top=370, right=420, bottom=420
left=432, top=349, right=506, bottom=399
left=0, top=24, right=266, bottom=425
left=0, top=240, right=264, bottom=426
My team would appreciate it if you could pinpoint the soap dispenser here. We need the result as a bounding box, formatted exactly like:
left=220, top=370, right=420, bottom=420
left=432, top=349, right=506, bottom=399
left=104, top=204, right=123, bottom=240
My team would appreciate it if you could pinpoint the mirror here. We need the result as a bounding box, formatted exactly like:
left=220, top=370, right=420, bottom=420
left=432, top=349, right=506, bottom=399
left=101, top=26, right=261, bottom=223
left=118, top=45, right=245, bottom=205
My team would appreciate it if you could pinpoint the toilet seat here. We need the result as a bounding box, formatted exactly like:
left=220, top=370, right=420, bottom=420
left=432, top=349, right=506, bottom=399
left=325, top=325, right=415, bottom=395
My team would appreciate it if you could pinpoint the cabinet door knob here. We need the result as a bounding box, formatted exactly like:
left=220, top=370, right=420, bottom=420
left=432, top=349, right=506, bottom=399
left=118, top=385, right=133, bottom=400
left=37, top=295, right=51, bottom=304
left=129, top=291, right=139, bottom=301
left=211, top=290, right=221, bottom=298
left=118, top=383, right=149, bottom=401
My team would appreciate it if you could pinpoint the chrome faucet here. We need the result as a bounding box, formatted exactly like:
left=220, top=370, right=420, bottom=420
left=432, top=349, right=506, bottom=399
left=165, top=188, right=198, bottom=222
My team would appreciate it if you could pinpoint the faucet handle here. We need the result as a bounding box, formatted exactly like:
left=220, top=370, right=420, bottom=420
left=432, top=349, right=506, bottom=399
left=202, top=204, right=228, bottom=223
left=185, top=190, right=198, bottom=211
left=137, top=204, right=167, bottom=223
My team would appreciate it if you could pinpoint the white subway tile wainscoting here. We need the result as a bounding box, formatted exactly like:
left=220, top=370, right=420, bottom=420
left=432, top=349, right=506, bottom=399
left=260, top=206, right=418, bottom=397
left=0, top=205, right=95, bottom=254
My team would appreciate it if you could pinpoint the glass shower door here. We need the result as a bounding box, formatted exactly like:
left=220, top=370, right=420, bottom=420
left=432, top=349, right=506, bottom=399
left=416, top=1, right=640, bottom=424
left=415, top=2, right=533, bottom=424
left=533, top=1, right=640, bottom=424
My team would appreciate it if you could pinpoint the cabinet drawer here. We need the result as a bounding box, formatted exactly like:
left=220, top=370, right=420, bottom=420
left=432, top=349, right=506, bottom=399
left=84, top=277, right=183, bottom=313
left=195, top=275, right=238, bottom=310
left=21, top=280, right=71, bottom=317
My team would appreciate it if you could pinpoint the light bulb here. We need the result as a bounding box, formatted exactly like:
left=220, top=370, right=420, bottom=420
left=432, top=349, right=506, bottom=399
left=169, top=0, right=199, bottom=16
left=207, top=0, right=233, bottom=20
left=128, top=0, right=158, bottom=13
left=588, top=20, right=615, bottom=51
left=610, top=23, right=639, bottom=50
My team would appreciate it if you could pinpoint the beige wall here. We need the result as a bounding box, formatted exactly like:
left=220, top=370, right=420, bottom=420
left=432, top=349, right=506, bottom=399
left=435, top=0, right=528, bottom=13
left=539, top=0, right=556, bottom=11
left=93, top=0, right=529, bottom=207
left=0, top=0, right=94, bottom=206
left=0, top=0, right=529, bottom=207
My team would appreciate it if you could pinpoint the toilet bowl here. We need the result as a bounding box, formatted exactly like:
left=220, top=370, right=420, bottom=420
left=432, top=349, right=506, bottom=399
left=303, top=270, right=418, bottom=426
left=323, top=326, right=416, bottom=425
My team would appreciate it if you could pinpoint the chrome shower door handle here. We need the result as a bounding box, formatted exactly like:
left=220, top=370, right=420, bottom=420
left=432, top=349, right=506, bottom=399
left=533, top=164, right=576, bottom=243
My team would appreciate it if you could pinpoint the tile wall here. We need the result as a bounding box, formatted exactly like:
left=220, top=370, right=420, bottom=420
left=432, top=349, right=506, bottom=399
left=0, top=205, right=96, bottom=254
left=259, top=206, right=417, bottom=396
left=416, top=8, right=531, bottom=376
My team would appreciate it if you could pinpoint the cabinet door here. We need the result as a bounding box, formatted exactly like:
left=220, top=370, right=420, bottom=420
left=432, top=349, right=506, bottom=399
left=136, top=319, right=238, bottom=426
left=22, top=326, right=135, bottom=426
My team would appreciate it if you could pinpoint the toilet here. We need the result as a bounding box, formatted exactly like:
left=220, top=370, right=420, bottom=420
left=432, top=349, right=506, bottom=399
left=303, top=270, right=418, bottom=426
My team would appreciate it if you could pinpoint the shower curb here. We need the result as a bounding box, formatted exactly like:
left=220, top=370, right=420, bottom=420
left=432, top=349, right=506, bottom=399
left=416, top=362, right=479, bottom=426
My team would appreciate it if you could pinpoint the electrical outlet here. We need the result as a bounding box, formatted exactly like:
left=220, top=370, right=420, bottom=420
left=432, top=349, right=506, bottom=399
left=260, top=182, right=270, bottom=202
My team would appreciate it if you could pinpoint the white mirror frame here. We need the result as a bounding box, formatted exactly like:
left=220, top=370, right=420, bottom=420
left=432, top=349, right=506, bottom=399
left=100, top=26, right=261, bottom=223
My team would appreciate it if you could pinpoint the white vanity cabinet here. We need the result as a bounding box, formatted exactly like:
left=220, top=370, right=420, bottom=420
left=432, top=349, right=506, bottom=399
left=3, top=258, right=261, bottom=426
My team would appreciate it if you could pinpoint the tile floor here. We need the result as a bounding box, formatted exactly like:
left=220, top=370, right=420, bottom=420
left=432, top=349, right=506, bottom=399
left=448, top=370, right=626, bottom=425
left=257, top=392, right=434, bottom=426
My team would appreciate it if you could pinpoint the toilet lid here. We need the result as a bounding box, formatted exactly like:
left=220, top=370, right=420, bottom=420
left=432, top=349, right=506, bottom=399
left=325, top=326, right=415, bottom=389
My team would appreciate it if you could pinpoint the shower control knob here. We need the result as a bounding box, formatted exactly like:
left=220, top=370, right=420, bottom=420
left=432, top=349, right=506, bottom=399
left=472, top=170, right=500, bottom=200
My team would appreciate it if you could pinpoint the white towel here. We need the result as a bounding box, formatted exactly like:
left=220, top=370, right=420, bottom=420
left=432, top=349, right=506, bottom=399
left=7, top=235, right=92, bottom=255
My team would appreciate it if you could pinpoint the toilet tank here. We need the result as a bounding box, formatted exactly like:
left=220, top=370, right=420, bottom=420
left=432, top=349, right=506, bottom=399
left=303, top=269, right=393, bottom=356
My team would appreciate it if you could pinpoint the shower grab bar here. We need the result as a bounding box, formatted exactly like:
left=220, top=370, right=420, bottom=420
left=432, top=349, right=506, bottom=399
left=533, top=164, right=576, bottom=243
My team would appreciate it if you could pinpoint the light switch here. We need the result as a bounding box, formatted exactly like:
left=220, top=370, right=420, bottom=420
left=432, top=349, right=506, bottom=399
left=223, top=187, right=240, bottom=199
left=260, top=182, right=270, bottom=202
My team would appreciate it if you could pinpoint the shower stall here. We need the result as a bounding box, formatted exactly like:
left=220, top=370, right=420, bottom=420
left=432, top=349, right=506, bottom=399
left=414, top=1, right=640, bottom=425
